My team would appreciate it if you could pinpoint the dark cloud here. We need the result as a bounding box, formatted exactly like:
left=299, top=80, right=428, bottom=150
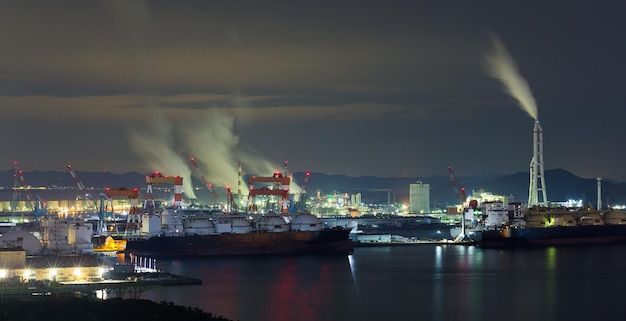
left=1, top=0, right=625, bottom=184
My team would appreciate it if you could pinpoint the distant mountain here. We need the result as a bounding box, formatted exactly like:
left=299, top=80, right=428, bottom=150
left=2, top=169, right=626, bottom=208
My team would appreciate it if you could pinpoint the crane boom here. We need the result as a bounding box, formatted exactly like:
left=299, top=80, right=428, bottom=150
left=294, top=172, right=310, bottom=202
left=13, top=161, right=35, bottom=210
left=189, top=157, right=221, bottom=205
left=66, top=164, right=97, bottom=210
left=448, top=166, right=462, bottom=204
left=12, top=162, right=47, bottom=218
left=226, top=185, right=237, bottom=213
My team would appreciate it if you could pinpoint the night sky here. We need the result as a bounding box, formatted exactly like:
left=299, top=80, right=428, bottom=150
left=2, top=0, right=625, bottom=189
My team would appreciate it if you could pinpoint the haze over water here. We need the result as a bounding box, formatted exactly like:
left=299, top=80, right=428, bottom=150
left=139, top=245, right=626, bottom=321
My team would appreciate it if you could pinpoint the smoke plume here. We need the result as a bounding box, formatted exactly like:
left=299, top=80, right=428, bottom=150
left=128, top=110, right=197, bottom=200
left=485, top=34, right=538, bottom=120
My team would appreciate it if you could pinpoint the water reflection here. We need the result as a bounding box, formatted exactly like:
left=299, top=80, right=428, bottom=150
left=136, top=245, right=626, bottom=321
left=141, top=254, right=357, bottom=321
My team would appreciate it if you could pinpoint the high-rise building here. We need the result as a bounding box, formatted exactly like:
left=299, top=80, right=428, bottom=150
left=409, top=181, right=430, bottom=214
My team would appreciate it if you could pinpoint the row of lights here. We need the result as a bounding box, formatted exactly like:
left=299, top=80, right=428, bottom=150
left=0, top=267, right=108, bottom=280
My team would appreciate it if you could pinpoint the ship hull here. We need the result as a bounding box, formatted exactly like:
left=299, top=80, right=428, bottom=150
left=124, top=228, right=354, bottom=257
left=477, top=224, right=626, bottom=249
left=359, top=224, right=454, bottom=239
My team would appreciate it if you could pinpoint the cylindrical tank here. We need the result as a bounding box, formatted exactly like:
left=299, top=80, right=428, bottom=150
left=525, top=214, right=546, bottom=227
left=214, top=217, right=233, bottom=234
left=604, top=210, right=626, bottom=225
left=183, top=217, right=216, bottom=235
left=579, top=214, right=603, bottom=226
left=256, top=215, right=288, bottom=232
left=554, top=215, right=577, bottom=226
left=290, top=213, right=323, bottom=231
left=231, top=218, right=253, bottom=234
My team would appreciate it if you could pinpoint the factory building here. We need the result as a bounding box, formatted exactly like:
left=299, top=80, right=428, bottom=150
left=409, top=181, right=430, bottom=214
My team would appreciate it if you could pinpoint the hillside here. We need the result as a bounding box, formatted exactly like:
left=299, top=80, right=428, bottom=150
left=2, top=169, right=626, bottom=208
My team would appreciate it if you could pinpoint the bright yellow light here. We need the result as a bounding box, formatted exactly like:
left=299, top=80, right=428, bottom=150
left=73, top=268, right=81, bottom=277
left=24, top=269, right=32, bottom=278
left=49, top=269, right=57, bottom=277
left=0, top=269, right=7, bottom=278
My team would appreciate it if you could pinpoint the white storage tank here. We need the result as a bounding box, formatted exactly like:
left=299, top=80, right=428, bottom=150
left=0, top=229, right=43, bottom=255
left=256, top=215, right=288, bottom=232
left=183, top=217, right=216, bottom=235
left=290, top=213, right=323, bottom=231
left=214, top=217, right=233, bottom=234
left=231, top=218, right=253, bottom=234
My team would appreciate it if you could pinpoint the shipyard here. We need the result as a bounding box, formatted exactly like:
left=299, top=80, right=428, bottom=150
left=3, top=2, right=626, bottom=321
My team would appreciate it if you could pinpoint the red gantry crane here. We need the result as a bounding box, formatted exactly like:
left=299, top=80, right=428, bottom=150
left=247, top=172, right=291, bottom=214
left=144, top=171, right=184, bottom=211
left=104, top=187, right=140, bottom=236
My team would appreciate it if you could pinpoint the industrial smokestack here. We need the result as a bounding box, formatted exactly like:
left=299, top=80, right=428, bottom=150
left=597, top=177, right=602, bottom=210
left=528, top=120, right=548, bottom=207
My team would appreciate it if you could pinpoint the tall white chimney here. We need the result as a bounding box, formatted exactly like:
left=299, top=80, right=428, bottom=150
left=597, top=177, right=602, bottom=210
left=528, top=120, right=548, bottom=206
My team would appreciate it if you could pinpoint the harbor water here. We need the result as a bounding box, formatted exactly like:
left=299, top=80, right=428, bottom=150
left=139, top=244, right=626, bottom=321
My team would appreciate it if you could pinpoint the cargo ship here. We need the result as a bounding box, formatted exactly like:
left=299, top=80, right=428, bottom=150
left=475, top=206, right=626, bottom=248
left=322, top=216, right=455, bottom=240
left=119, top=171, right=354, bottom=257
left=122, top=211, right=354, bottom=257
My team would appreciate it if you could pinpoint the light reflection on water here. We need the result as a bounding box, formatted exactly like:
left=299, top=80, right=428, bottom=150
left=138, top=244, right=626, bottom=321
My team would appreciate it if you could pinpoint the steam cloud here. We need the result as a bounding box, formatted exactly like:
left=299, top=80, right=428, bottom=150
left=128, top=111, right=197, bottom=200
left=129, top=106, right=297, bottom=205
left=106, top=0, right=299, bottom=204
left=485, top=34, right=538, bottom=120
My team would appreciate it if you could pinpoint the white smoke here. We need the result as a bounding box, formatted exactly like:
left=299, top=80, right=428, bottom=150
left=104, top=1, right=287, bottom=204
left=179, top=108, right=285, bottom=197
left=485, top=34, right=538, bottom=120
left=128, top=111, right=197, bottom=200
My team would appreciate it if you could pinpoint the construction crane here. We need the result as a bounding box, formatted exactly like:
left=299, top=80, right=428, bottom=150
left=225, top=185, right=237, bottom=213
left=12, top=161, right=46, bottom=219
left=448, top=166, right=466, bottom=205
left=291, top=172, right=311, bottom=213
left=448, top=166, right=471, bottom=242
left=66, top=164, right=98, bottom=211
left=293, top=172, right=310, bottom=202
left=189, top=156, right=221, bottom=206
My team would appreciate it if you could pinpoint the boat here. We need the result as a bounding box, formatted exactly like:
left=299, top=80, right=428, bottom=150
left=121, top=171, right=354, bottom=257
left=123, top=211, right=354, bottom=257
left=475, top=206, right=626, bottom=248
left=322, top=215, right=455, bottom=240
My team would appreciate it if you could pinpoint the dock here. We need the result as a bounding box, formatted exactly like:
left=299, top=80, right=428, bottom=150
left=0, top=272, right=202, bottom=299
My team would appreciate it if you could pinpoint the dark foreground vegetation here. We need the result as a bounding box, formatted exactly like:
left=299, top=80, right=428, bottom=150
left=0, top=297, right=234, bottom=321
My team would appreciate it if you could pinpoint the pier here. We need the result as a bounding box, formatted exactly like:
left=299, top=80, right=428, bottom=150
left=0, top=272, right=202, bottom=300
